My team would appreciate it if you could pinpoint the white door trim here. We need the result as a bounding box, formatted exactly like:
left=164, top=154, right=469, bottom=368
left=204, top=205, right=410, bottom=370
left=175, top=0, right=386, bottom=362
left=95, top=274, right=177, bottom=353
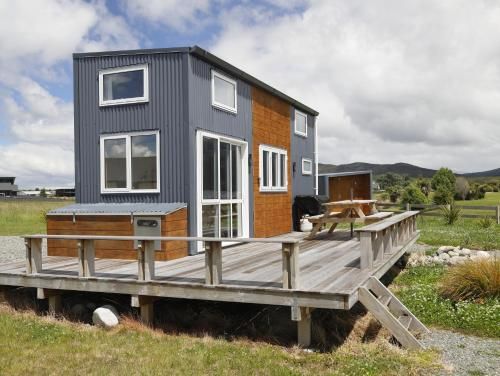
left=196, top=130, right=249, bottom=252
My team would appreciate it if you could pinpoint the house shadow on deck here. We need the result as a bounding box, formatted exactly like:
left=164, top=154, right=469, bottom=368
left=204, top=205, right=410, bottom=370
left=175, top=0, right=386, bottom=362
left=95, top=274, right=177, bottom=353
left=1, top=251, right=409, bottom=352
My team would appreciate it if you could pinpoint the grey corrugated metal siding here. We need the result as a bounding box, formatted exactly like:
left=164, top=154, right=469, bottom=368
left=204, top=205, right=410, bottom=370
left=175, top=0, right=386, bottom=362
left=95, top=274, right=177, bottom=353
left=187, top=55, right=254, bottom=240
left=74, top=53, right=188, bottom=204
left=291, top=108, right=316, bottom=197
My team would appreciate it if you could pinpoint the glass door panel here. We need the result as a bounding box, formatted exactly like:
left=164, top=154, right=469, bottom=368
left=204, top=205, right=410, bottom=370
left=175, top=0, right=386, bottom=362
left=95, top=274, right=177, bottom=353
left=202, top=205, right=219, bottom=237
left=231, top=203, right=242, bottom=238
left=220, top=203, right=231, bottom=238
left=203, top=137, right=218, bottom=200
left=220, top=142, right=231, bottom=200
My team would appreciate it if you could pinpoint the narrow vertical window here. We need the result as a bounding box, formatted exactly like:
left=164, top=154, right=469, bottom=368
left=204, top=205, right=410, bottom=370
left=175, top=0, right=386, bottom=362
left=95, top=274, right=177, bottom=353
left=259, top=145, right=287, bottom=192
left=104, top=138, right=127, bottom=189
left=294, top=110, right=308, bottom=137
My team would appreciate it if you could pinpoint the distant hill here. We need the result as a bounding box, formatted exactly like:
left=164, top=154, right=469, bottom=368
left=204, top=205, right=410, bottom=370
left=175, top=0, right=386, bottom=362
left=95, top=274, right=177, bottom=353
left=319, top=162, right=500, bottom=178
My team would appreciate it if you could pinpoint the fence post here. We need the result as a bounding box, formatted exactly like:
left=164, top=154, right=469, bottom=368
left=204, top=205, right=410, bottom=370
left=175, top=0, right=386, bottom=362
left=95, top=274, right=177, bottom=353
left=406, top=203, right=410, bottom=212
left=205, top=241, right=222, bottom=285
left=497, top=206, right=500, bottom=225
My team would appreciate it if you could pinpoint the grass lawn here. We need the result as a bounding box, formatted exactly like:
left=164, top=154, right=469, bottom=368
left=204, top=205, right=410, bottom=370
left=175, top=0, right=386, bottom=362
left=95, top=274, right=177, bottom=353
left=456, top=192, right=500, bottom=207
left=0, top=306, right=441, bottom=376
left=391, top=265, right=500, bottom=338
left=0, top=200, right=72, bottom=236
left=417, top=216, right=499, bottom=250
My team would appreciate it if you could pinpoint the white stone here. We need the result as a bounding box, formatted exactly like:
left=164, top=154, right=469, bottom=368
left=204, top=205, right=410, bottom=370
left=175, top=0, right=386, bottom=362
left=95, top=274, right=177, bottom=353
left=438, top=246, right=455, bottom=254
left=448, top=251, right=459, bottom=257
left=439, top=253, right=450, bottom=260
left=458, top=248, right=471, bottom=256
left=92, top=307, right=119, bottom=329
left=475, top=251, right=491, bottom=259
left=449, top=256, right=466, bottom=265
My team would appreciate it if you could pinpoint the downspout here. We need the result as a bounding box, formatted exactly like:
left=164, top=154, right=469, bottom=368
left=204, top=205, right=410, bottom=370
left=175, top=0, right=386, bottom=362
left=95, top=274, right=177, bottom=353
left=314, top=117, right=319, bottom=195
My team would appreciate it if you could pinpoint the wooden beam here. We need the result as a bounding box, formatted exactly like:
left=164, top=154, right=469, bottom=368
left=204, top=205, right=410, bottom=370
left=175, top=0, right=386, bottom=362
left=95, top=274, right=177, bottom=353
left=282, top=242, right=299, bottom=289
left=25, top=238, right=42, bottom=274
left=77, top=240, right=95, bottom=278
left=359, top=232, right=373, bottom=269
left=37, top=288, right=63, bottom=314
left=205, top=241, right=222, bottom=285
left=297, top=307, right=312, bottom=347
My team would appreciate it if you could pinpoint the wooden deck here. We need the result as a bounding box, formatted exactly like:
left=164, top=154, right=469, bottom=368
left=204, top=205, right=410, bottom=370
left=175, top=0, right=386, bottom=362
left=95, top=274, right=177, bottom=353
left=0, top=230, right=418, bottom=311
left=0, top=212, right=428, bottom=348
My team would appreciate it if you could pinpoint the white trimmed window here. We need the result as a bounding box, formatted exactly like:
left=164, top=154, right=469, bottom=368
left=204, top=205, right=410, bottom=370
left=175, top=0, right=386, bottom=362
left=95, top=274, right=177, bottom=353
left=99, top=64, right=149, bottom=106
left=211, top=70, right=237, bottom=113
left=100, top=131, right=160, bottom=193
left=294, top=110, right=308, bottom=137
left=259, top=145, right=287, bottom=192
left=302, top=158, right=313, bottom=175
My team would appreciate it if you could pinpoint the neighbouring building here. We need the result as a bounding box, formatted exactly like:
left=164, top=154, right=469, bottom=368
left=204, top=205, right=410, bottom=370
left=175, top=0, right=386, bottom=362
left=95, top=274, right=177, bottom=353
left=47, top=46, right=319, bottom=258
left=0, top=177, right=18, bottom=197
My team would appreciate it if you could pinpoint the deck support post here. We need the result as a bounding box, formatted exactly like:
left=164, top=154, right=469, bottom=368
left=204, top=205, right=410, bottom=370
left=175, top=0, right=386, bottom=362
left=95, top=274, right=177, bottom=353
left=131, top=295, right=156, bottom=325
left=205, top=241, right=222, bottom=285
left=382, top=228, right=392, bottom=254
left=282, top=242, right=299, bottom=289
left=294, top=307, right=312, bottom=347
left=359, top=232, right=373, bottom=269
left=37, top=288, right=62, bottom=314
left=78, top=239, right=95, bottom=277
left=137, top=240, right=155, bottom=281
left=25, top=238, right=42, bottom=274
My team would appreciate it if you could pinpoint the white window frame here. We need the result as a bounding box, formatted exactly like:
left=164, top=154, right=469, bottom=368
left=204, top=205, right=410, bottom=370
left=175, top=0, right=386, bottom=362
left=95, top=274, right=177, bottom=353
left=302, top=158, right=313, bottom=175
left=259, top=145, right=288, bottom=192
left=294, top=110, right=308, bottom=137
left=100, top=130, right=160, bottom=194
left=211, top=70, right=237, bottom=114
left=99, top=64, right=149, bottom=106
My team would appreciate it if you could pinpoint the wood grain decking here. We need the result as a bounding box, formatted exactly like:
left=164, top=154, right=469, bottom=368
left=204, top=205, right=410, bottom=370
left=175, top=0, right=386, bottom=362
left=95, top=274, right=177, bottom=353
left=0, top=230, right=418, bottom=311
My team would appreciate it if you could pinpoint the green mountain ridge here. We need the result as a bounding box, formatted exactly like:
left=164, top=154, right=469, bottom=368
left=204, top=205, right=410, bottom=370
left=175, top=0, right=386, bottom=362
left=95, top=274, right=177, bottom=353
left=318, top=162, right=500, bottom=178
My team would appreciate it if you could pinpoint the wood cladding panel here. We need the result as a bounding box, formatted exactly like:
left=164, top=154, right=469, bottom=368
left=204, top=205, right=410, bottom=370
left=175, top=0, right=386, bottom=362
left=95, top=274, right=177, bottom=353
left=252, top=87, right=292, bottom=237
left=47, top=208, right=188, bottom=261
left=328, top=175, right=372, bottom=214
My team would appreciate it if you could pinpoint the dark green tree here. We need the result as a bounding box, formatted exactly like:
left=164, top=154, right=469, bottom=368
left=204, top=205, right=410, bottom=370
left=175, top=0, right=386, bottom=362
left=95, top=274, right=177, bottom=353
left=431, top=167, right=456, bottom=204
left=401, top=184, right=429, bottom=205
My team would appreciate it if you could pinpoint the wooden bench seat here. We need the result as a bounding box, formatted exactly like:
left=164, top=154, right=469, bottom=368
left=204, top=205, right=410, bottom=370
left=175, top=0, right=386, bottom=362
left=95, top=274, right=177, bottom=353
left=307, top=212, right=342, bottom=223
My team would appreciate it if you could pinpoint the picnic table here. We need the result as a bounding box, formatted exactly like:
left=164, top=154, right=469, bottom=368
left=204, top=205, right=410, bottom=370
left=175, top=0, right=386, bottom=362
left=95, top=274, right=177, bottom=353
left=305, top=199, right=393, bottom=239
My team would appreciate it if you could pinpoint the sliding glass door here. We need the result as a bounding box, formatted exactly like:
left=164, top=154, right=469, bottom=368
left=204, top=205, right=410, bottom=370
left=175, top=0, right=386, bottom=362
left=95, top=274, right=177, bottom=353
left=198, top=132, right=247, bottom=240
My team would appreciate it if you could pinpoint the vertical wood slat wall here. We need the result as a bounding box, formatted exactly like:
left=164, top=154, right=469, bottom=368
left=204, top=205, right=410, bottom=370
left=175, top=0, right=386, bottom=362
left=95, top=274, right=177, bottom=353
left=252, top=87, right=293, bottom=237
left=47, top=208, right=188, bottom=261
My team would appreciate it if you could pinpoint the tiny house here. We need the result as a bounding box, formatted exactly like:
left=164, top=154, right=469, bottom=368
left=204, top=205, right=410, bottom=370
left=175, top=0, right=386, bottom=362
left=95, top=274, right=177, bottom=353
left=47, top=46, right=319, bottom=258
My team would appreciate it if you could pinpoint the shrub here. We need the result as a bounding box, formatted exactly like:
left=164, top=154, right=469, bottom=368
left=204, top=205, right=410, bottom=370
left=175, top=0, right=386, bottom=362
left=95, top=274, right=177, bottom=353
left=478, top=216, right=494, bottom=229
left=454, top=176, right=470, bottom=201
left=440, top=204, right=461, bottom=225
left=483, top=231, right=496, bottom=251
left=401, top=184, right=429, bottom=205
left=438, top=258, right=500, bottom=302
left=431, top=168, right=456, bottom=204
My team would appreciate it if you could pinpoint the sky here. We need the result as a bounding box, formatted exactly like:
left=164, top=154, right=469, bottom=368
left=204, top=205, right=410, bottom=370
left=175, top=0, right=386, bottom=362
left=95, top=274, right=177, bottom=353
left=1, top=0, right=500, bottom=188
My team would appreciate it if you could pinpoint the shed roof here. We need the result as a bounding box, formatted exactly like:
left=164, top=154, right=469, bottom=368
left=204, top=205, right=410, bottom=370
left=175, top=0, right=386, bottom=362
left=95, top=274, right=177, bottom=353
left=318, top=170, right=372, bottom=177
left=48, top=203, right=186, bottom=216
left=73, top=45, right=319, bottom=116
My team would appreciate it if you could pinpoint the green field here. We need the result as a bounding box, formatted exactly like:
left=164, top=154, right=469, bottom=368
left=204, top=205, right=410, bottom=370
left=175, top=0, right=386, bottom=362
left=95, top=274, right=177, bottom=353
left=0, top=306, right=441, bottom=375
left=0, top=200, right=72, bottom=236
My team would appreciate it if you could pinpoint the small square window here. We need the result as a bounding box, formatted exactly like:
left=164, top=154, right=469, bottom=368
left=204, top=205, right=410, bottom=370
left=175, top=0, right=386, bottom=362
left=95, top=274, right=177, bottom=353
left=295, top=110, right=308, bottom=137
left=99, top=64, right=149, bottom=106
left=211, top=71, right=237, bottom=113
left=302, top=158, right=313, bottom=175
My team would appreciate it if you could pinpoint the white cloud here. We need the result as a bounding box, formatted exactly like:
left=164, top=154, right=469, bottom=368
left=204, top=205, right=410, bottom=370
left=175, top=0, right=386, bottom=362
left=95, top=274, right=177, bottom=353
left=0, top=0, right=140, bottom=188
left=211, top=0, right=500, bottom=172
left=123, top=0, right=212, bottom=32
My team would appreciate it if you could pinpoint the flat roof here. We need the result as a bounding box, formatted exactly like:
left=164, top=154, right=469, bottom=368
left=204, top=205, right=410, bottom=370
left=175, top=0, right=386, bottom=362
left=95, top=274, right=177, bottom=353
left=318, top=170, right=372, bottom=177
left=73, top=45, right=319, bottom=116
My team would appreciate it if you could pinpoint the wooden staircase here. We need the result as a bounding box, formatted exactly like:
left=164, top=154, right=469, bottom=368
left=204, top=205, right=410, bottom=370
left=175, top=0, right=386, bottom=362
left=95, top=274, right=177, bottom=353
left=358, top=277, right=430, bottom=349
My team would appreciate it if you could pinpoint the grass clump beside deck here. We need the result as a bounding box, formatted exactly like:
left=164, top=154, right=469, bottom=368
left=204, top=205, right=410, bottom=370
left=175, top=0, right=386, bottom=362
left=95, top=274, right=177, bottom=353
left=0, top=200, right=72, bottom=236
left=391, top=265, right=500, bottom=338
left=0, top=306, right=441, bottom=376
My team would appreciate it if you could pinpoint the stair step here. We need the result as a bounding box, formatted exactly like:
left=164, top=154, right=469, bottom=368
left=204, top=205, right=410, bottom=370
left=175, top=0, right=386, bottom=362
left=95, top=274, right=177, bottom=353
left=398, top=315, right=412, bottom=329
left=378, top=295, right=392, bottom=306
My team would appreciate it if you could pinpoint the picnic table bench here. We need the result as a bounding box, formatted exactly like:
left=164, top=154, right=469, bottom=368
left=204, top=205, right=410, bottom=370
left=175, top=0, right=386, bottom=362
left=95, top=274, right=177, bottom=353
left=306, top=200, right=393, bottom=239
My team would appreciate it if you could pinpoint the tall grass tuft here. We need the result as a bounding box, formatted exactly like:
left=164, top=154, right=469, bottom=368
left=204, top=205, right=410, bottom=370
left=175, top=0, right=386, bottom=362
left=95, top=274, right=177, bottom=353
left=440, top=204, right=461, bottom=225
left=478, top=216, right=493, bottom=229
left=438, top=258, right=499, bottom=302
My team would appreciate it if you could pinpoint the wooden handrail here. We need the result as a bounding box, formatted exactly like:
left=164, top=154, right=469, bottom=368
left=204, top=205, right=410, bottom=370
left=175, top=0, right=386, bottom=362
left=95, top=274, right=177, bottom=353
left=22, top=234, right=301, bottom=290
left=21, top=234, right=300, bottom=243
left=355, top=211, right=419, bottom=270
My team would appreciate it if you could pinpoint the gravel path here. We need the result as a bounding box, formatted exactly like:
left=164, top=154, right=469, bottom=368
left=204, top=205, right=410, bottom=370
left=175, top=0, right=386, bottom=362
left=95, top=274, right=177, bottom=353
left=422, top=329, right=500, bottom=376
left=0, top=236, right=47, bottom=263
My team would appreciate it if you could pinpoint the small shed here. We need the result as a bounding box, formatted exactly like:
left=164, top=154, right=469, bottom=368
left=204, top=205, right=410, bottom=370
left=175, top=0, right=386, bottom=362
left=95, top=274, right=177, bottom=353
left=318, top=171, right=373, bottom=213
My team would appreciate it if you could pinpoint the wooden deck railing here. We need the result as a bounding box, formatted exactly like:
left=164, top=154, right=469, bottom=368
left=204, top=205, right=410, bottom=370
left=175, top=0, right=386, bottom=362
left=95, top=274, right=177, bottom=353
left=23, top=235, right=301, bottom=289
left=355, top=211, right=419, bottom=269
